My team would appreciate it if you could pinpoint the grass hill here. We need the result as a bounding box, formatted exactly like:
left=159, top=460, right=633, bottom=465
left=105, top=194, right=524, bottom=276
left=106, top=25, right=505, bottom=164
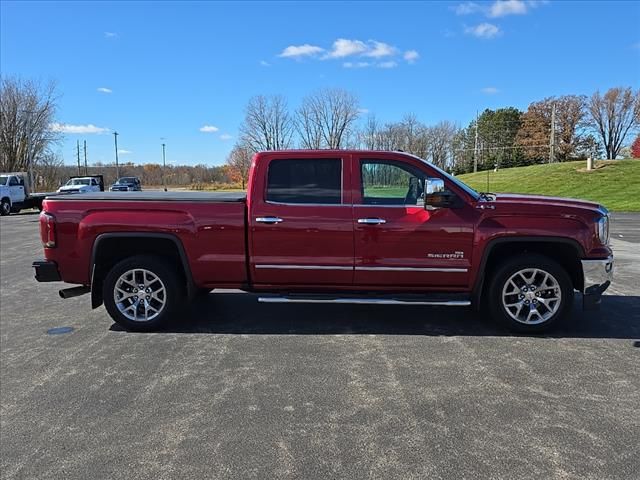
left=457, top=160, right=640, bottom=212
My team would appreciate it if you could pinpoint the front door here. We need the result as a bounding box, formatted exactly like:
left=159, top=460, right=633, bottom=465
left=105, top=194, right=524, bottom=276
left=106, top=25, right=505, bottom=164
left=352, top=154, right=476, bottom=289
left=250, top=155, right=354, bottom=286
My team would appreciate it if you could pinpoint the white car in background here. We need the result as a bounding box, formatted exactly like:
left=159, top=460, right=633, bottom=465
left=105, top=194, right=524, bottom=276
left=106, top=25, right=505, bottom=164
left=57, top=177, right=102, bottom=194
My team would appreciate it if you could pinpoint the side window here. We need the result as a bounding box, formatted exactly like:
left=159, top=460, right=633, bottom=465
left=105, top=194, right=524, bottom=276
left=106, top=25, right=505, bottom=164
left=361, top=160, right=426, bottom=206
left=266, top=159, right=342, bottom=204
left=8, top=177, right=18, bottom=186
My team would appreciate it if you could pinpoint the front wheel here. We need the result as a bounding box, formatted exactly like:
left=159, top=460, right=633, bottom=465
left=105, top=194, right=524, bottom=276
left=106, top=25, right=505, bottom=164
left=103, top=255, right=184, bottom=331
left=0, top=199, right=10, bottom=216
left=488, top=254, right=573, bottom=333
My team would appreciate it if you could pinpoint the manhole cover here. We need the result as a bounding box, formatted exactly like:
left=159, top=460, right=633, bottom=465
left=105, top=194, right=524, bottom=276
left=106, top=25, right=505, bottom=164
left=47, top=326, right=74, bottom=335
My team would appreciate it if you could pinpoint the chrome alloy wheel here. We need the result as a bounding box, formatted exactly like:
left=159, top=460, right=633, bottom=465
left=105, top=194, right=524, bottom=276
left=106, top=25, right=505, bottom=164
left=113, top=268, right=167, bottom=322
left=501, top=268, right=562, bottom=325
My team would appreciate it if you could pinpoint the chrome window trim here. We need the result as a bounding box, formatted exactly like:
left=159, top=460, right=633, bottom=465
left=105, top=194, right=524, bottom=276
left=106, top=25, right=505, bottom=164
left=265, top=201, right=351, bottom=208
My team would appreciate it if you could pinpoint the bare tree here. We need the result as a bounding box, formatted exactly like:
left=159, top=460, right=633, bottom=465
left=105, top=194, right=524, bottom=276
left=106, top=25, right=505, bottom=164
left=240, top=95, right=293, bottom=151
left=358, top=114, right=380, bottom=150
left=428, top=121, right=458, bottom=169
left=0, top=76, right=61, bottom=172
left=225, top=143, right=253, bottom=188
left=586, top=87, right=639, bottom=159
left=296, top=89, right=360, bottom=149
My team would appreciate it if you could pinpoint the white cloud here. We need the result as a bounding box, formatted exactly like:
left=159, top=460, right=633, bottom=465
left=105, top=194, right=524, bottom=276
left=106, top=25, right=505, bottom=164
left=453, top=0, right=546, bottom=18
left=358, top=108, right=370, bottom=114
left=118, top=149, right=132, bottom=154
left=481, top=87, right=500, bottom=94
left=403, top=50, right=419, bottom=64
left=259, top=60, right=271, bottom=67
left=49, top=123, right=110, bottom=134
left=104, top=32, right=117, bottom=38
left=97, top=87, right=112, bottom=94
left=489, top=0, right=527, bottom=17
left=453, top=2, right=482, bottom=15
left=364, top=41, right=397, bottom=58
left=343, top=61, right=371, bottom=68
left=325, top=38, right=368, bottom=58
left=280, top=39, right=416, bottom=67
left=199, top=125, right=219, bottom=133
left=465, top=23, right=501, bottom=39
left=220, top=134, right=233, bottom=141
left=278, top=44, right=324, bottom=58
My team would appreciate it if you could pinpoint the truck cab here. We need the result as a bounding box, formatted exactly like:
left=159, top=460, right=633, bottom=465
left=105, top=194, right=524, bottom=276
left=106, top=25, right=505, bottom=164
left=0, top=174, right=27, bottom=214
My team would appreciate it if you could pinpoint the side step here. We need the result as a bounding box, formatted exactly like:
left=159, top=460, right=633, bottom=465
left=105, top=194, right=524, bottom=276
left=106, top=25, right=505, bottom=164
left=258, top=293, right=471, bottom=307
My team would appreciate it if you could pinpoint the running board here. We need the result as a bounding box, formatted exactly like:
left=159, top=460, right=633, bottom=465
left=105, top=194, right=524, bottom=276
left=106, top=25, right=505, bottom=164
left=258, top=295, right=470, bottom=307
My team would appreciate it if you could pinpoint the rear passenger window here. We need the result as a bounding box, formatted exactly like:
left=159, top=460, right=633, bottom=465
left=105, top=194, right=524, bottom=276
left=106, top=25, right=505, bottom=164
left=266, top=159, right=342, bottom=204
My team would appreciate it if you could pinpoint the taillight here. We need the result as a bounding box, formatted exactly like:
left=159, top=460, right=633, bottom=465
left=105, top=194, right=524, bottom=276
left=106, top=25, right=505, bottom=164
left=40, top=212, right=56, bottom=248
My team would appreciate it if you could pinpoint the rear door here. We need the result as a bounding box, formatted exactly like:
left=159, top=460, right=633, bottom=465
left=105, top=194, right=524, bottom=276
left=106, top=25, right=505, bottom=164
left=249, top=154, right=354, bottom=286
left=352, top=153, right=477, bottom=289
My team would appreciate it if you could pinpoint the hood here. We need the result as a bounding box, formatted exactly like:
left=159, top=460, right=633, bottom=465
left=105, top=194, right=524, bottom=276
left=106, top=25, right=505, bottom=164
left=58, top=185, right=89, bottom=192
left=491, top=193, right=606, bottom=215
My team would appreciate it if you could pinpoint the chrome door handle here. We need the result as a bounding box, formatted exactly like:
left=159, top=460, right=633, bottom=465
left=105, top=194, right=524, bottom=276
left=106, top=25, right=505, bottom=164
left=358, top=218, right=386, bottom=225
left=256, top=216, right=283, bottom=224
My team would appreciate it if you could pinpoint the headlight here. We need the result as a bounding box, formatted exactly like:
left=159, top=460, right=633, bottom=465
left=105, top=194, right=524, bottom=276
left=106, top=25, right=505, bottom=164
left=596, top=216, right=609, bottom=245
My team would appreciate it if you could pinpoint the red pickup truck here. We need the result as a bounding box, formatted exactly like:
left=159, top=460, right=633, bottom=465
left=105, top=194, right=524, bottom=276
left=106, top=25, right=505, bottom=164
left=33, top=150, right=613, bottom=332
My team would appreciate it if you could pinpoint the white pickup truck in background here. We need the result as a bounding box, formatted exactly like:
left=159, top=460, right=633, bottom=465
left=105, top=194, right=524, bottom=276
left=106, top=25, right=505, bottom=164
left=0, top=173, right=52, bottom=215
left=0, top=173, right=105, bottom=216
left=57, top=176, right=103, bottom=194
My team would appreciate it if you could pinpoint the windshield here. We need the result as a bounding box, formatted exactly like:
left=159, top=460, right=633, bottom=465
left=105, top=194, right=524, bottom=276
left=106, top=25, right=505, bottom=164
left=410, top=155, right=481, bottom=200
left=0, top=176, right=8, bottom=186
left=66, top=178, right=91, bottom=186
left=117, top=177, right=136, bottom=183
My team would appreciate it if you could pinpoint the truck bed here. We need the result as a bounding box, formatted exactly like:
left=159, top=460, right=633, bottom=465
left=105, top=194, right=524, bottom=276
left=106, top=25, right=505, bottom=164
left=48, top=191, right=247, bottom=202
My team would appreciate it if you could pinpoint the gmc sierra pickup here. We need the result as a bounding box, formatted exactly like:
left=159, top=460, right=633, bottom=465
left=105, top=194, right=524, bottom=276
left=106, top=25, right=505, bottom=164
left=33, top=150, right=613, bottom=332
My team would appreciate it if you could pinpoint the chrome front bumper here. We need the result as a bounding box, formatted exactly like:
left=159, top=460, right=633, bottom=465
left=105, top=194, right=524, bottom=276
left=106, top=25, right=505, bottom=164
left=581, top=255, right=614, bottom=310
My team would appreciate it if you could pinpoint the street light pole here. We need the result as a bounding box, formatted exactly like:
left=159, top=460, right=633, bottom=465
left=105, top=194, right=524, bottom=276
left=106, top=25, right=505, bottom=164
left=113, top=131, right=120, bottom=179
left=162, top=142, right=167, bottom=191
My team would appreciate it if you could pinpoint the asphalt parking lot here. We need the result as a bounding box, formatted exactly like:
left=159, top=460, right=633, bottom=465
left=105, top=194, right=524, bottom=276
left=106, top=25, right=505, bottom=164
left=1, top=212, right=639, bottom=480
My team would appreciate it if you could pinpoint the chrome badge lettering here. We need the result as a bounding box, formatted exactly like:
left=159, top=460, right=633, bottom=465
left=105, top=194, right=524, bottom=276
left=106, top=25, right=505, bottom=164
left=427, top=251, right=465, bottom=259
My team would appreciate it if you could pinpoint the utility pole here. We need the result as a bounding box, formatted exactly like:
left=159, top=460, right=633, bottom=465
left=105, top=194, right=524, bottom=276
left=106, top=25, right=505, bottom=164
left=549, top=103, right=556, bottom=163
left=113, top=131, right=120, bottom=179
left=83, top=140, right=88, bottom=175
left=161, top=142, right=167, bottom=191
left=76, top=141, right=81, bottom=175
left=473, top=111, right=479, bottom=173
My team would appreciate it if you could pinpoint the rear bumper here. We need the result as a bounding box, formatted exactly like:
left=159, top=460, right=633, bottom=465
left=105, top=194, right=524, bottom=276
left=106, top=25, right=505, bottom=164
left=581, top=255, right=614, bottom=310
left=32, top=260, right=61, bottom=282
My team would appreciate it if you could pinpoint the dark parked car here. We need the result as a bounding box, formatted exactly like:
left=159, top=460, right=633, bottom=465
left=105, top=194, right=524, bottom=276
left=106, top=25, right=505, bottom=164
left=109, top=177, right=141, bottom=192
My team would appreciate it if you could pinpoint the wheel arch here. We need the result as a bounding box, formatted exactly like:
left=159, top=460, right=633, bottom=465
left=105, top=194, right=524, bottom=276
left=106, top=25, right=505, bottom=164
left=90, top=232, right=195, bottom=309
left=472, top=236, right=585, bottom=309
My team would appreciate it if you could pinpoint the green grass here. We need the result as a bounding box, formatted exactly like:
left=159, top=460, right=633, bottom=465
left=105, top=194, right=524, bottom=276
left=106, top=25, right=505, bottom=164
left=457, top=160, right=640, bottom=212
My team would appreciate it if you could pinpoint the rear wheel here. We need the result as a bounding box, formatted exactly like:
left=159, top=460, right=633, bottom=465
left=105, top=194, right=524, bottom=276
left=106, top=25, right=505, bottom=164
left=103, top=255, right=184, bottom=331
left=1, top=199, right=10, bottom=216
left=488, top=254, right=573, bottom=333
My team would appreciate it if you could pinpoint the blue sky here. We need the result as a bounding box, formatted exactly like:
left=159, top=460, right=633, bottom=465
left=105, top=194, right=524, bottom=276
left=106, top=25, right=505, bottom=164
left=2, top=0, right=639, bottom=166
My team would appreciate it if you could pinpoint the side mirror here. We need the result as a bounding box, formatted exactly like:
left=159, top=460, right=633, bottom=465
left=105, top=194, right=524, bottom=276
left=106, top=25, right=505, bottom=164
left=425, top=178, right=454, bottom=209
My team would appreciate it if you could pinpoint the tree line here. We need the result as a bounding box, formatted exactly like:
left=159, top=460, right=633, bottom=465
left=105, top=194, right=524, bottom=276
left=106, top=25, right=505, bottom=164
left=227, top=87, right=639, bottom=181
left=1, top=75, right=638, bottom=191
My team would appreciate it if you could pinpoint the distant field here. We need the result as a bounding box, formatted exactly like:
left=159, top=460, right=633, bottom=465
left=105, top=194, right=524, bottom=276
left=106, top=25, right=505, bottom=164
left=457, top=160, right=640, bottom=212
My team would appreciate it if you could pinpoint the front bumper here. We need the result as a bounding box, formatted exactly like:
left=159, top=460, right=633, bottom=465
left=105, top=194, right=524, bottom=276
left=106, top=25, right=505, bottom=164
left=581, top=255, right=614, bottom=310
left=33, top=260, right=61, bottom=282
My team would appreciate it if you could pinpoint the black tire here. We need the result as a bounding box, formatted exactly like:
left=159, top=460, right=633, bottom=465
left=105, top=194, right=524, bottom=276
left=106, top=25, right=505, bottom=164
left=103, top=255, right=184, bottom=332
left=0, top=199, right=10, bottom=216
left=488, top=253, right=573, bottom=333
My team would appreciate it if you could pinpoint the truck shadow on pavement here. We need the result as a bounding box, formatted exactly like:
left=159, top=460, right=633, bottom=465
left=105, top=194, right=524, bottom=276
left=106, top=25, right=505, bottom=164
left=110, top=293, right=640, bottom=340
